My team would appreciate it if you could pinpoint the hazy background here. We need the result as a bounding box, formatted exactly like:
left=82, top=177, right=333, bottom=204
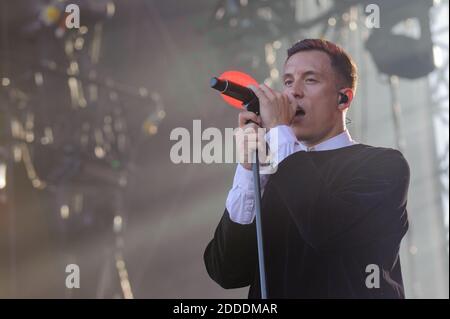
left=0, top=0, right=448, bottom=298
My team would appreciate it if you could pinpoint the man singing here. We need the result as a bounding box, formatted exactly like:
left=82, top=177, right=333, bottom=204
left=204, top=39, right=410, bottom=298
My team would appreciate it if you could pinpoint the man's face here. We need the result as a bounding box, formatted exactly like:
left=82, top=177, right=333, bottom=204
left=283, top=50, right=343, bottom=145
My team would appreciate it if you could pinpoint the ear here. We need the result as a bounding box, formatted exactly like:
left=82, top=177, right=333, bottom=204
left=337, top=88, right=354, bottom=112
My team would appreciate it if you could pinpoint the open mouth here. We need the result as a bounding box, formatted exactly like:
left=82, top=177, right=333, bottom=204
left=295, top=107, right=306, bottom=117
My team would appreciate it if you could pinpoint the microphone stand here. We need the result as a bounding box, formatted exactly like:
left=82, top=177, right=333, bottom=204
left=244, top=99, right=267, bottom=299
left=210, top=77, right=267, bottom=298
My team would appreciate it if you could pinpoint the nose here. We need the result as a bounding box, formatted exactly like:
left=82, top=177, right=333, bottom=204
left=284, top=80, right=304, bottom=100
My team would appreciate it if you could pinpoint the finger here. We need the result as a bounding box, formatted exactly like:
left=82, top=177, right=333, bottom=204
left=239, top=111, right=261, bottom=128
left=248, top=84, right=269, bottom=103
left=283, top=94, right=296, bottom=113
left=243, top=123, right=259, bottom=133
left=244, top=129, right=258, bottom=137
left=243, top=140, right=258, bottom=155
left=243, top=134, right=258, bottom=146
left=244, top=116, right=262, bottom=127
left=234, top=125, right=258, bottom=144
left=258, top=84, right=276, bottom=101
left=283, top=94, right=296, bottom=112
left=257, top=126, right=266, bottom=139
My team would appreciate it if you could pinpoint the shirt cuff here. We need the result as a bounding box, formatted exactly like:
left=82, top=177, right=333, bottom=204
left=225, top=164, right=270, bottom=224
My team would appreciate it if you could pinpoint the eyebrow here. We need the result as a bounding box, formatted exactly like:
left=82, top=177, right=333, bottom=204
left=283, top=70, right=320, bottom=80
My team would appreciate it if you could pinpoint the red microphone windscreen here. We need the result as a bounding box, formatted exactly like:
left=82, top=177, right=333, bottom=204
left=218, top=70, right=258, bottom=109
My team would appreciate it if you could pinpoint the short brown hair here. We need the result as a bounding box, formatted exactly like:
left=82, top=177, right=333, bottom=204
left=287, top=39, right=358, bottom=91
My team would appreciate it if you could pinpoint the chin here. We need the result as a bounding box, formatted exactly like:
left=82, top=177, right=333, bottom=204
left=290, top=124, right=305, bottom=139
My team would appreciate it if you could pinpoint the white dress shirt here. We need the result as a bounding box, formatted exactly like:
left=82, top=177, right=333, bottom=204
left=225, top=125, right=357, bottom=224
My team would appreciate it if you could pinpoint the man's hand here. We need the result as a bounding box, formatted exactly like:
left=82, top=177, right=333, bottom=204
left=235, top=111, right=266, bottom=171
left=248, top=84, right=296, bottom=129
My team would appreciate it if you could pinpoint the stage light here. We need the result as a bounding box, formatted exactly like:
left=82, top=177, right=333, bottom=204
left=1, top=77, right=10, bottom=87
left=113, top=215, right=123, bottom=233
left=60, top=205, right=70, bottom=219
left=433, top=45, right=445, bottom=68
left=217, top=70, right=258, bottom=109
left=0, top=162, right=6, bottom=189
left=365, top=0, right=436, bottom=79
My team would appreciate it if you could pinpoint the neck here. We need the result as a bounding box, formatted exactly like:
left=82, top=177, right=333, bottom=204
left=302, top=123, right=346, bottom=148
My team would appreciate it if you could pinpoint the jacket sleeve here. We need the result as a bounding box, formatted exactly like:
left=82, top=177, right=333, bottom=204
left=269, top=149, right=410, bottom=254
left=203, top=210, right=257, bottom=289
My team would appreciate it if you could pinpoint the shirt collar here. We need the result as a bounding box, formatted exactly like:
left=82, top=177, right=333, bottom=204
left=298, top=130, right=356, bottom=152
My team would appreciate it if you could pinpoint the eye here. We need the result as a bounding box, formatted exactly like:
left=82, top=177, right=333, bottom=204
left=284, top=80, right=293, bottom=86
left=305, top=78, right=317, bottom=83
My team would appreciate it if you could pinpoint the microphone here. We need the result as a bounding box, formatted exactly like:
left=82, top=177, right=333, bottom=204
left=210, top=77, right=260, bottom=115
